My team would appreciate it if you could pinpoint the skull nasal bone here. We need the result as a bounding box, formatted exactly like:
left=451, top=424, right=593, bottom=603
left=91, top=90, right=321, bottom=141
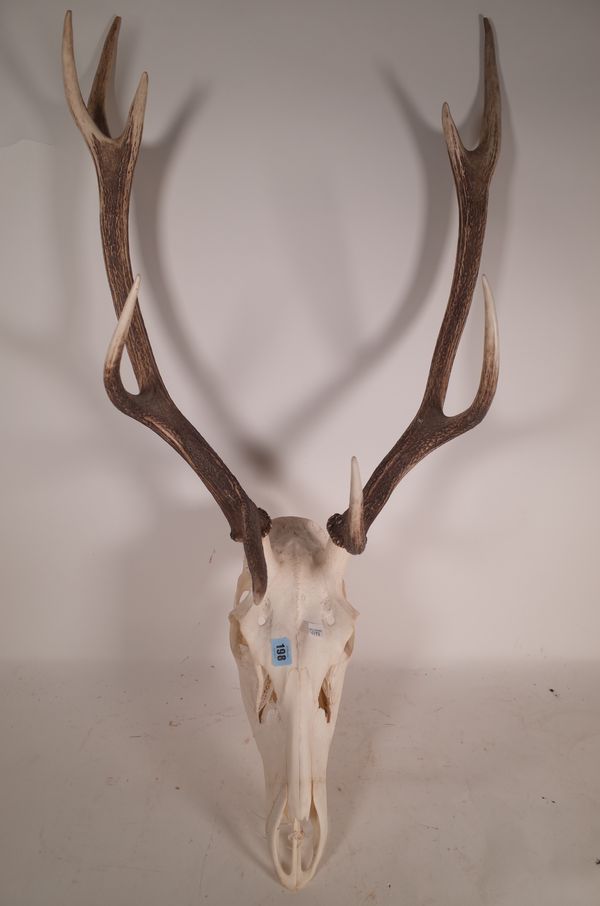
left=284, top=669, right=313, bottom=821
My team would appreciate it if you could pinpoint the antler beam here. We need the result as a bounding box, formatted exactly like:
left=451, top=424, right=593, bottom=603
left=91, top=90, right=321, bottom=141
left=62, top=11, right=271, bottom=600
left=328, top=18, right=501, bottom=554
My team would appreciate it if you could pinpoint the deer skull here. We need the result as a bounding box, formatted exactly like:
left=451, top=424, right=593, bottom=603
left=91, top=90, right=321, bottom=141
left=63, top=10, right=501, bottom=890
left=230, top=517, right=357, bottom=888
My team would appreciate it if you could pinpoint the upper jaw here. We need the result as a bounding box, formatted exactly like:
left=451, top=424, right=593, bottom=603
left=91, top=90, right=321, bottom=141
left=266, top=781, right=328, bottom=890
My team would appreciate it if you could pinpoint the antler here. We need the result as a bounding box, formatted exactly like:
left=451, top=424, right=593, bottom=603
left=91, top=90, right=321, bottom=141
left=62, top=11, right=271, bottom=601
left=328, top=18, right=501, bottom=554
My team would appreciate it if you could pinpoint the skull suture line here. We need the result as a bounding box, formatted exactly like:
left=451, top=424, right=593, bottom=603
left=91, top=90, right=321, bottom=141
left=63, top=10, right=500, bottom=890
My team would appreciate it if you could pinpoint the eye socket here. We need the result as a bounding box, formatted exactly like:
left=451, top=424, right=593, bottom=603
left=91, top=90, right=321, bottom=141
left=318, top=668, right=335, bottom=723
left=258, top=666, right=278, bottom=723
left=229, top=616, right=249, bottom=661
left=344, top=631, right=355, bottom=659
left=318, top=680, right=332, bottom=722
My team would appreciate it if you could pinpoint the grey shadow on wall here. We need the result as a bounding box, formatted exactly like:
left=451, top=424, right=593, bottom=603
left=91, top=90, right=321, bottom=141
left=113, top=500, right=276, bottom=876
left=127, top=68, right=460, bottom=502
left=0, top=11, right=167, bottom=498
left=131, top=87, right=281, bottom=483
left=269, top=71, right=454, bottom=452
left=127, top=20, right=521, bottom=512
left=54, top=11, right=522, bottom=645
left=270, top=15, right=515, bottom=461
left=386, top=19, right=535, bottom=555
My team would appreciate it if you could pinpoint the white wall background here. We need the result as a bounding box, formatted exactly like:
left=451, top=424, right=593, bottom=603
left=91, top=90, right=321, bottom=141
left=1, top=0, right=599, bottom=665
left=2, top=3, right=600, bottom=905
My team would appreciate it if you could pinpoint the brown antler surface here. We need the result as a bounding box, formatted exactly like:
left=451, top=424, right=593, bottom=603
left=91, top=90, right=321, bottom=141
left=62, top=11, right=271, bottom=601
left=328, top=17, right=501, bottom=554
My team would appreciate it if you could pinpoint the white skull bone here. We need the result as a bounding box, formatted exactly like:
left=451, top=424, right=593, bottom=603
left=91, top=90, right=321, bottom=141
left=229, top=516, right=358, bottom=889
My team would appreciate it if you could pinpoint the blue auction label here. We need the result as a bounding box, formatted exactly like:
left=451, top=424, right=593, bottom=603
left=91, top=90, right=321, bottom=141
left=271, top=637, right=292, bottom=667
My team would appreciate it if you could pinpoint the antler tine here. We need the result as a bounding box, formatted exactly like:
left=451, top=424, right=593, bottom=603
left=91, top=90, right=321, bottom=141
left=104, top=274, right=142, bottom=403
left=62, top=10, right=106, bottom=143
left=328, top=18, right=501, bottom=554
left=347, top=457, right=366, bottom=554
left=86, top=15, right=121, bottom=134
left=64, top=12, right=271, bottom=602
left=62, top=11, right=149, bottom=383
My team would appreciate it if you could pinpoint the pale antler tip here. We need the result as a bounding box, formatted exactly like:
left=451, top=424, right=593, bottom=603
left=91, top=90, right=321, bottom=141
left=63, top=10, right=73, bottom=45
left=62, top=10, right=108, bottom=143
left=103, top=15, right=122, bottom=53
left=127, top=72, right=149, bottom=122
left=481, top=275, right=498, bottom=335
left=481, top=274, right=495, bottom=312
left=104, top=278, right=141, bottom=374
left=128, top=276, right=141, bottom=305
left=349, top=456, right=363, bottom=507
left=348, top=456, right=365, bottom=552
left=481, top=275, right=499, bottom=388
left=441, top=101, right=460, bottom=143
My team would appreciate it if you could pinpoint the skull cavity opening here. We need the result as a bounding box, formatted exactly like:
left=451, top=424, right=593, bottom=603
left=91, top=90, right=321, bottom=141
left=267, top=784, right=327, bottom=890
left=258, top=667, right=278, bottom=723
